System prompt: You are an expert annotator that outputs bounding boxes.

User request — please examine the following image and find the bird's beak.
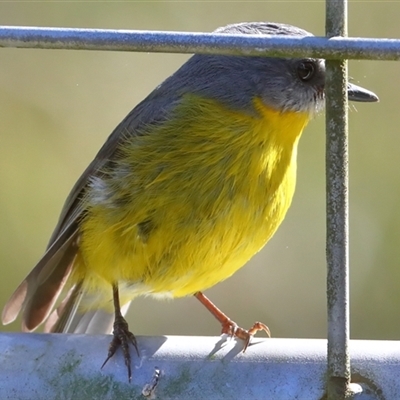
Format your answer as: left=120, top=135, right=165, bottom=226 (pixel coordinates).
left=347, top=82, right=379, bottom=102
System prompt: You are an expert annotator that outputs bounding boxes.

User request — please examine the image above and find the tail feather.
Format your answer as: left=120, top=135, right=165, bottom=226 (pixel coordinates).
left=45, top=283, right=131, bottom=334
left=2, top=227, right=79, bottom=331
left=3, top=223, right=130, bottom=335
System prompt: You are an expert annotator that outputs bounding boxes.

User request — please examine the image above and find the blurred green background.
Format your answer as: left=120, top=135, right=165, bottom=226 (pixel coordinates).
left=1, top=1, right=399, bottom=341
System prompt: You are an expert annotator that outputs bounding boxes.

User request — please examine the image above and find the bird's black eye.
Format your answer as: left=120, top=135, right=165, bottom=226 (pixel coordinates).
left=297, top=61, right=316, bottom=81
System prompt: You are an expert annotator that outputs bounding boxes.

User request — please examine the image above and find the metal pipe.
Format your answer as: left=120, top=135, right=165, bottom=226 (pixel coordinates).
left=0, top=334, right=395, bottom=399
left=325, top=1, right=358, bottom=399
left=0, top=25, right=400, bottom=60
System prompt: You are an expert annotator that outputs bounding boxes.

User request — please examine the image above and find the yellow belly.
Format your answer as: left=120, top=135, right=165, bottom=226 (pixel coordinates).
left=74, top=96, right=309, bottom=307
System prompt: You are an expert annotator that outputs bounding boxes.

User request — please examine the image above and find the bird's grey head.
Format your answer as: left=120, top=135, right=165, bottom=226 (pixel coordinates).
left=160, top=22, right=326, bottom=116
left=147, top=22, right=377, bottom=122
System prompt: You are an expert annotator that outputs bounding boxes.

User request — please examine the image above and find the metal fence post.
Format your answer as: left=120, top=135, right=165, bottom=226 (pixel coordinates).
left=325, top=0, right=362, bottom=398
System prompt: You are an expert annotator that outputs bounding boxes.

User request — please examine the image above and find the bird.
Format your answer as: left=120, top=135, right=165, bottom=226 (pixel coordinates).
left=2, top=21, right=378, bottom=381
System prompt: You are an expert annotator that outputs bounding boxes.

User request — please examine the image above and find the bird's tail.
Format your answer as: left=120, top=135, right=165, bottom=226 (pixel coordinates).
left=2, top=223, right=130, bottom=335
left=45, top=283, right=131, bottom=334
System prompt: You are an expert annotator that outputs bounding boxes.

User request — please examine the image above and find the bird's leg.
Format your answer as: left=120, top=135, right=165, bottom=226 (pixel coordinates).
left=194, top=291, right=271, bottom=351
left=101, top=283, right=139, bottom=382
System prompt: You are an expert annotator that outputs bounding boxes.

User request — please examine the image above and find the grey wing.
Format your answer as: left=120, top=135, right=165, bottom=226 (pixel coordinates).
left=1, top=121, right=123, bottom=332
left=2, top=91, right=176, bottom=333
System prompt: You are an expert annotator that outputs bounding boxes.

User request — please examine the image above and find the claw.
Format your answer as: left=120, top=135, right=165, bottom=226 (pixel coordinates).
left=221, top=319, right=271, bottom=351
left=102, top=284, right=140, bottom=382
left=195, top=292, right=271, bottom=351
left=101, top=314, right=139, bottom=382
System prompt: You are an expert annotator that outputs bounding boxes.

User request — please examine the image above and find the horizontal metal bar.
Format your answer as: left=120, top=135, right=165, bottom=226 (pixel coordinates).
left=0, top=333, right=398, bottom=399
left=0, top=25, right=400, bottom=60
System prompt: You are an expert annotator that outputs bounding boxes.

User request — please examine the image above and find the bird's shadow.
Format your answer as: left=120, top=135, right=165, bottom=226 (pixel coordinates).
left=207, top=335, right=267, bottom=361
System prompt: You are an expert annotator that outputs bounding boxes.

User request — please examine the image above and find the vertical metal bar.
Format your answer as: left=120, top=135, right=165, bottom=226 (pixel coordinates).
left=325, top=0, right=355, bottom=399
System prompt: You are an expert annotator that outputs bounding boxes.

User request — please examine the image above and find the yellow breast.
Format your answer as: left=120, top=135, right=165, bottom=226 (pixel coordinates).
left=75, top=95, right=310, bottom=307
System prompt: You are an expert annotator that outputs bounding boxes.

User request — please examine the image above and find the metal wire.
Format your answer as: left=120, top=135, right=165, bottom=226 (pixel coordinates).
left=325, top=1, right=352, bottom=398
left=0, top=25, right=400, bottom=60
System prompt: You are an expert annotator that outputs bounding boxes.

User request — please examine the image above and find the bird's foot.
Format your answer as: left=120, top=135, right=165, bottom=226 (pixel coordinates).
left=221, top=319, right=271, bottom=351
left=101, top=315, right=139, bottom=382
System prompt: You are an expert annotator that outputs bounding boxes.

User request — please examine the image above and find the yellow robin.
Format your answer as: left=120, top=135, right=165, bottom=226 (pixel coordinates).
left=2, top=22, right=378, bottom=381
